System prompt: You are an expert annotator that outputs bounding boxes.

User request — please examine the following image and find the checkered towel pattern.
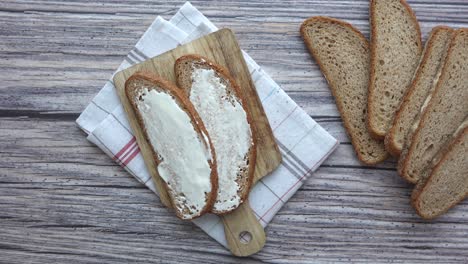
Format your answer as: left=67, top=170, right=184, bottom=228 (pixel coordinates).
left=76, top=2, right=338, bottom=248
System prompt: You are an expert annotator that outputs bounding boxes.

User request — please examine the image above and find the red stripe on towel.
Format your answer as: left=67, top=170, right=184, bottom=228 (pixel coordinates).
left=113, top=137, right=137, bottom=162
left=119, top=142, right=138, bottom=165
left=122, top=147, right=141, bottom=167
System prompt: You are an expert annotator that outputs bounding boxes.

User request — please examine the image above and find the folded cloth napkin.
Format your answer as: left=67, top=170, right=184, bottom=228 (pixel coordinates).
left=76, top=2, right=338, bottom=248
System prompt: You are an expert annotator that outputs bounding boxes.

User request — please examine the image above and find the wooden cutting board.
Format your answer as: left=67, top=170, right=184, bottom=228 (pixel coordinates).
left=113, top=28, right=282, bottom=256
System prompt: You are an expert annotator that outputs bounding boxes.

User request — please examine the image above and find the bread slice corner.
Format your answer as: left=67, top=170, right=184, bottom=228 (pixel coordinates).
left=174, top=54, right=257, bottom=215
left=301, top=16, right=388, bottom=165
left=125, top=72, right=218, bottom=220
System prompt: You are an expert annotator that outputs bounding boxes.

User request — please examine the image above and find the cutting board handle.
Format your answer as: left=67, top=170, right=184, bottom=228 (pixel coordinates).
left=221, top=201, right=265, bottom=257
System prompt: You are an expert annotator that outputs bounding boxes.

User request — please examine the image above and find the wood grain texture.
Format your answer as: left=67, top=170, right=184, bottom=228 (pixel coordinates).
left=1, top=0, right=467, bottom=263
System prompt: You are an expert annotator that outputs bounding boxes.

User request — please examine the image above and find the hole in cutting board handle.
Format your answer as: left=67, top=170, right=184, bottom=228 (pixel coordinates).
left=239, top=231, right=252, bottom=244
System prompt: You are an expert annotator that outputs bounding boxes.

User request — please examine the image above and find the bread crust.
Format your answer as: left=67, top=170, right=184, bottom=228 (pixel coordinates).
left=385, top=26, right=453, bottom=157
left=412, top=127, right=468, bottom=219
left=367, top=0, right=423, bottom=140
left=383, top=132, right=402, bottom=157
left=300, top=16, right=388, bottom=165
left=398, top=29, right=465, bottom=184
left=174, top=54, right=257, bottom=215
left=125, top=72, right=218, bottom=220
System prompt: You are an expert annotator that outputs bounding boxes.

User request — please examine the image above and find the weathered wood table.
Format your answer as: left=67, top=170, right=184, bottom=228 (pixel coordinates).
left=1, top=1, right=467, bottom=263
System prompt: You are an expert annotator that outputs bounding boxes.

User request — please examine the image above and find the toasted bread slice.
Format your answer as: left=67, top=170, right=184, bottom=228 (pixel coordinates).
left=385, top=26, right=454, bottom=156
left=174, top=55, right=257, bottom=214
left=367, top=0, right=423, bottom=140
left=301, top=17, right=388, bottom=165
left=412, top=125, right=468, bottom=219
left=125, top=72, right=218, bottom=220
left=398, top=29, right=468, bottom=184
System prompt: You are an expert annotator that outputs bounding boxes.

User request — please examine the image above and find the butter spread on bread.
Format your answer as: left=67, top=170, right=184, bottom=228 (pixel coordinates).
left=175, top=55, right=256, bottom=214
left=125, top=72, right=218, bottom=220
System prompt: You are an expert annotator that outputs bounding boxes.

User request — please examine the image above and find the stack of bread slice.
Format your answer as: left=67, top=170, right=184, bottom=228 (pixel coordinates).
left=301, top=0, right=467, bottom=219
left=125, top=55, right=257, bottom=220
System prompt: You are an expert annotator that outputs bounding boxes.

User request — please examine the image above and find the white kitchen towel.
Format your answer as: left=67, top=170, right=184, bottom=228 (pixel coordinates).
left=76, top=2, right=338, bottom=248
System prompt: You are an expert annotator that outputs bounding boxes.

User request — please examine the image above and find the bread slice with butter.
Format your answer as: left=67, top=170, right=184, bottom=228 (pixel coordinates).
left=385, top=26, right=454, bottom=157
left=367, top=0, right=423, bottom=140
left=412, top=125, right=468, bottom=219
left=300, top=17, right=388, bottom=165
left=125, top=72, right=218, bottom=220
left=398, top=29, right=468, bottom=184
left=174, top=54, right=257, bottom=215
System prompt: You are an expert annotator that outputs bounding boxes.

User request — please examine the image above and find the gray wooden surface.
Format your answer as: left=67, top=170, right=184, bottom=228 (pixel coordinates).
left=1, top=0, right=467, bottom=263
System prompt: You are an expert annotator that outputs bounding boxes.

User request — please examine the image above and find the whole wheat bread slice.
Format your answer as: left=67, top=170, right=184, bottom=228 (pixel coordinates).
left=301, top=17, right=388, bottom=165
left=174, top=55, right=257, bottom=215
left=367, top=0, right=423, bottom=140
left=398, top=29, right=468, bottom=184
left=411, top=119, right=468, bottom=200
left=412, top=126, right=468, bottom=219
left=385, top=26, right=454, bottom=156
left=125, top=72, right=218, bottom=220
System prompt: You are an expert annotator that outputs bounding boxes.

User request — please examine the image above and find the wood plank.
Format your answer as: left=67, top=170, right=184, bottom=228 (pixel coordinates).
left=1, top=0, right=468, bottom=262
left=1, top=0, right=467, bottom=113
left=1, top=117, right=467, bottom=263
